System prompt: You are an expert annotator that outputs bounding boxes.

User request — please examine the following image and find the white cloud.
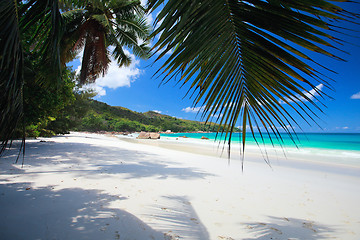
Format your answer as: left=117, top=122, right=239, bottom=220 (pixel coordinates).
left=81, top=84, right=106, bottom=97
left=306, top=83, right=324, bottom=99
left=336, top=126, right=350, bottom=130
left=152, top=110, right=162, bottom=114
left=182, top=103, right=236, bottom=117
left=351, top=91, right=360, bottom=99
left=277, top=125, right=295, bottom=131
left=80, top=49, right=142, bottom=97
left=237, top=125, right=251, bottom=130
left=211, top=113, right=223, bottom=118
left=182, top=102, right=237, bottom=113
left=279, top=83, right=324, bottom=104
left=182, top=106, right=205, bottom=113
left=97, top=60, right=140, bottom=89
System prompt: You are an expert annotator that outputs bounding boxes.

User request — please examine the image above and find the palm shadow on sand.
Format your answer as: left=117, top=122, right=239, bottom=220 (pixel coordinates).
left=0, top=183, right=174, bottom=240
left=1, top=138, right=215, bottom=180
left=242, top=216, right=336, bottom=240
left=0, top=136, right=215, bottom=239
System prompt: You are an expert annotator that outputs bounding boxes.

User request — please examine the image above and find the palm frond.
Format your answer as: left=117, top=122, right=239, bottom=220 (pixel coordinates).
left=79, top=19, right=111, bottom=84
left=21, top=0, right=64, bottom=84
left=148, top=0, right=359, bottom=164
left=61, top=9, right=87, bottom=64
left=110, top=0, right=145, bottom=17
left=1, top=0, right=64, bottom=156
left=0, top=0, right=24, bottom=156
left=111, top=0, right=151, bottom=59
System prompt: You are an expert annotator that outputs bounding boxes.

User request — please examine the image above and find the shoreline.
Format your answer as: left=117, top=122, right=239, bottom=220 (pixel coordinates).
left=1, top=132, right=359, bottom=239
left=117, top=133, right=360, bottom=177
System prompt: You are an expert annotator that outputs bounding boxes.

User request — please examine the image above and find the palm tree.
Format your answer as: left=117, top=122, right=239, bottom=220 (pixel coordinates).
left=0, top=0, right=150, bottom=156
left=147, top=0, right=359, bottom=164
left=60, top=0, right=151, bottom=84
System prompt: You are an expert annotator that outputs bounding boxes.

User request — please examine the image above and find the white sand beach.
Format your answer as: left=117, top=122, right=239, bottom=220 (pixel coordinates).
left=0, top=132, right=359, bottom=240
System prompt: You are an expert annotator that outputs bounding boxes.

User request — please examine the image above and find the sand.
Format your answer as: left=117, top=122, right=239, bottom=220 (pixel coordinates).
left=0, top=132, right=359, bottom=239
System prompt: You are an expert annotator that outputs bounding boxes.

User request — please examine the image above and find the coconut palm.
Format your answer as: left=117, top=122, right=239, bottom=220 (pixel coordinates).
left=148, top=0, right=359, bottom=163
left=60, top=0, right=151, bottom=84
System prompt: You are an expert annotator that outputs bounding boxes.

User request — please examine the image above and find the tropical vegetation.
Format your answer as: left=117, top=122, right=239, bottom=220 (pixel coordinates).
left=1, top=0, right=359, bottom=159
left=68, top=99, right=238, bottom=133
left=9, top=85, right=235, bottom=136
left=1, top=0, right=150, bottom=154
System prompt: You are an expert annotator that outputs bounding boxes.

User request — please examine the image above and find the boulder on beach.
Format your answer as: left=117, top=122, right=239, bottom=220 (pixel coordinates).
left=137, top=132, right=160, bottom=139
left=149, top=133, right=160, bottom=139
left=201, top=136, right=209, bottom=140
left=137, top=132, right=150, bottom=139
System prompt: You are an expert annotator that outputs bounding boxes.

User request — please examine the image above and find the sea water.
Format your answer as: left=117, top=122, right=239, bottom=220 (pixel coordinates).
left=164, top=132, right=360, bottom=151
left=162, top=132, right=360, bottom=168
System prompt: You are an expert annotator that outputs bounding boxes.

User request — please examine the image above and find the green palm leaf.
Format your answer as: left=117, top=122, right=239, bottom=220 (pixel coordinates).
left=1, top=0, right=64, bottom=157
left=148, top=0, right=359, bottom=165
left=0, top=0, right=24, bottom=155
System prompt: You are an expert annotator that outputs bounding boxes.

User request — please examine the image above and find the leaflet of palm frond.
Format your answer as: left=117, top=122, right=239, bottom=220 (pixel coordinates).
left=20, top=0, right=64, bottom=87
left=60, top=9, right=86, bottom=65
left=79, top=19, right=110, bottom=84
left=0, top=0, right=24, bottom=155
left=110, top=0, right=145, bottom=17
left=148, top=0, right=359, bottom=160
left=59, top=0, right=89, bottom=10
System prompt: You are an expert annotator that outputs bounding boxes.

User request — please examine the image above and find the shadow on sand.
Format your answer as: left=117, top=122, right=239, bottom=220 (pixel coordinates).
left=242, top=216, right=337, bottom=240
left=147, top=195, right=210, bottom=240
left=1, top=139, right=215, bottom=180
left=0, top=136, right=214, bottom=239
left=0, top=182, right=174, bottom=240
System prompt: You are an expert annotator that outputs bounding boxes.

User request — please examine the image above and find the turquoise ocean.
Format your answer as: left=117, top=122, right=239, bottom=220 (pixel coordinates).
left=162, top=132, right=360, bottom=152
left=161, top=132, right=360, bottom=168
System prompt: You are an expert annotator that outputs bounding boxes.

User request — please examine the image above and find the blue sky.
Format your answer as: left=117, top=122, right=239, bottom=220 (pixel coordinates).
left=69, top=1, right=360, bottom=133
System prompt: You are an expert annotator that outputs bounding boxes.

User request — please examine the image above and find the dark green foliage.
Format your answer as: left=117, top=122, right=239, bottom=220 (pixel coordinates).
left=0, top=0, right=59, bottom=150
left=46, top=90, right=95, bottom=134
left=21, top=67, right=76, bottom=138
left=73, top=100, right=233, bottom=133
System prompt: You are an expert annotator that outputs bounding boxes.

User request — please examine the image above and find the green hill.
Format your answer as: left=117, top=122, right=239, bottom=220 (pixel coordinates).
left=75, top=100, right=231, bottom=133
